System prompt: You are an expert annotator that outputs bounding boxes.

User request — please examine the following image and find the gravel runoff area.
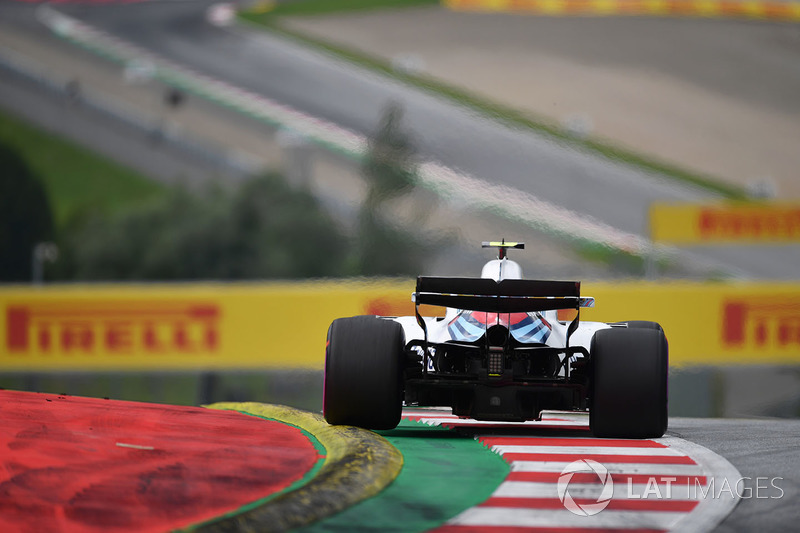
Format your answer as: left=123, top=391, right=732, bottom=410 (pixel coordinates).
left=282, top=7, right=800, bottom=198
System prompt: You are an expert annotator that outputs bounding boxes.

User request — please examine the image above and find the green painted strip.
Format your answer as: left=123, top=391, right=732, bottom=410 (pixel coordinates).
left=297, top=418, right=509, bottom=532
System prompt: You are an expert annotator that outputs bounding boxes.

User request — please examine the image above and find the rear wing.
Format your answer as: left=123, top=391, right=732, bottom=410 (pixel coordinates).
left=413, top=276, right=595, bottom=348
left=414, top=277, right=594, bottom=313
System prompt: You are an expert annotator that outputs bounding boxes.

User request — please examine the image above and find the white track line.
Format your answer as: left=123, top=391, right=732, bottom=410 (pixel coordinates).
left=658, top=436, right=742, bottom=533
left=449, top=508, right=685, bottom=529
left=490, top=445, right=683, bottom=456
left=511, top=461, right=706, bottom=475
left=418, top=418, right=589, bottom=428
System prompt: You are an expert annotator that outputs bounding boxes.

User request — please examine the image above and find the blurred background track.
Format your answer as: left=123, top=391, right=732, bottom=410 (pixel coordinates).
left=1, top=0, right=799, bottom=409
left=0, top=1, right=618, bottom=279
left=281, top=6, right=800, bottom=196
left=31, top=0, right=800, bottom=279
left=1, top=0, right=799, bottom=415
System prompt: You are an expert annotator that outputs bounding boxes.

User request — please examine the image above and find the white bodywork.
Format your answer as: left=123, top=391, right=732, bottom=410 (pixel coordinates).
left=392, top=257, right=610, bottom=372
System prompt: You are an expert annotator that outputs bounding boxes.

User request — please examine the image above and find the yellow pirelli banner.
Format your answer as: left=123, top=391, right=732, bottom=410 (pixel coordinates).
left=650, top=202, right=800, bottom=245
left=1, top=280, right=799, bottom=370
left=443, top=0, right=800, bottom=21
left=0, top=281, right=425, bottom=372
left=581, top=282, right=800, bottom=366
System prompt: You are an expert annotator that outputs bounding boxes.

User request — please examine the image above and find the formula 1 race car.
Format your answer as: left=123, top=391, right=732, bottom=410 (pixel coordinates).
left=323, top=241, right=668, bottom=439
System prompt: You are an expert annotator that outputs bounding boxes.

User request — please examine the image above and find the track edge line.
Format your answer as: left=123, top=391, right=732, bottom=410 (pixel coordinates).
left=658, top=435, right=742, bottom=533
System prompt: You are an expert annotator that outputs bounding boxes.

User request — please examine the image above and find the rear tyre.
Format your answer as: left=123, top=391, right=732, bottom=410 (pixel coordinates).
left=323, top=316, right=404, bottom=430
left=590, top=326, right=668, bottom=438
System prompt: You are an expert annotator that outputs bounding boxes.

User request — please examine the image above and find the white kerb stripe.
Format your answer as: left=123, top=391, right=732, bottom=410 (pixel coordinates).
left=491, top=445, right=682, bottom=456
left=494, top=481, right=704, bottom=500
left=421, top=419, right=588, bottom=427
left=511, top=461, right=705, bottom=476
left=449, top=507, right=685, bottom=529
left=403, top=412, right=458, bottom=418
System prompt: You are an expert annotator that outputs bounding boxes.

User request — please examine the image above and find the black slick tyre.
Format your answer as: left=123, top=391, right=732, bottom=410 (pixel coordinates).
left=590, top=326, right=668, bottom=439
left=323, top=315, right=404, bottom=430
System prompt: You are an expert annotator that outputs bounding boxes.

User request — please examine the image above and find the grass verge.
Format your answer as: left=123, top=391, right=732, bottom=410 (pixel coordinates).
left=0, top=107, right=165, bottom=229
left=241, top=8, right=747, bottom=201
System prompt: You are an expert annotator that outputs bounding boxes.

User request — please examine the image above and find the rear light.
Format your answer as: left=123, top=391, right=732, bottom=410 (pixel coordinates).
left=488, top=349, right=504, bottom=375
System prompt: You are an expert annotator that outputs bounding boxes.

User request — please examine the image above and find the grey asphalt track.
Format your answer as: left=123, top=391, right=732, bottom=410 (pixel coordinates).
left=668, top=417, right=800, bottom=533
left=44, top=0, right=800, bottom=280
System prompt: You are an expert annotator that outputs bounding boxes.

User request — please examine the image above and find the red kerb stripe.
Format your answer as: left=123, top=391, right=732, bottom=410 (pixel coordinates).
left=507, top=472, right=707, bottom=485
left=480, top=496, right=698, bottom=512
left=434, top=524, right=667, bottom=533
